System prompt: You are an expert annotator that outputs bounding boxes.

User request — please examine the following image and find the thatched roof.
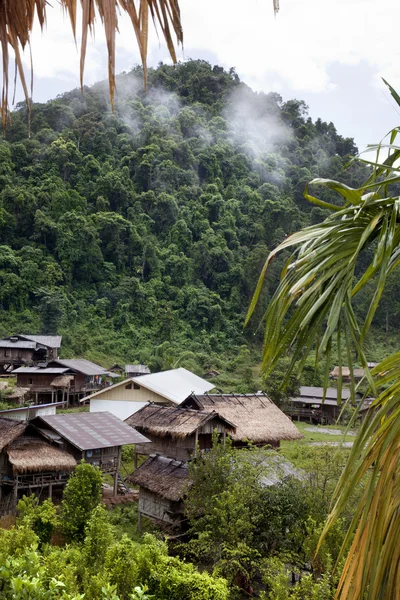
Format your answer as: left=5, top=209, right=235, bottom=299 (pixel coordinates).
left=181, top=393, right=303, bottom=444
left=0, top=418, right=26, bottom=452
left=6, top=387, right=30, bottom=400
left=126, top=404, right=235, bottom=439
left=330, top=366, right=365, bottom=379
left=50, top=375, right=74, bottom=388
left=128, top=455, right=191, bottom=502
left=7, top=436, right=77, bottom=474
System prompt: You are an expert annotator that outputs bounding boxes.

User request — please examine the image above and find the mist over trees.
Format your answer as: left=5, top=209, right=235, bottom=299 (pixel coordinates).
left=0, top=60, right=387, bottom=374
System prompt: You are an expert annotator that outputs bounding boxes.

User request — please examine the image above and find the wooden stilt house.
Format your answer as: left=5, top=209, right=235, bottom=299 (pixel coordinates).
left=31, top=411, right=150, bottom=495
left=0, top=418, right=76, bottom=515
left=125, top=404, right=235, bottom=462
left=128, top=454, right=190, bottom=530
left=181, top=393, right=303, bottom=448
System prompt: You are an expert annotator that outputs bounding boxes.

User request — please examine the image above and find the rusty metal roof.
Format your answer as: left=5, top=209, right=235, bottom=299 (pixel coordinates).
left=37, top=411, right=150, bottom=450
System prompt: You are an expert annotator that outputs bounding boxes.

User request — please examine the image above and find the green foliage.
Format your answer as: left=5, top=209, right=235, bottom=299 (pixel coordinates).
left=83, top=505, right=115, bottom=574
left=0, top=59, right=373, bottom=382
left=17, top=495, right=58, bottom=547
left=185, top=435, right=316, bottom=591
left=60, top=462, right=103, bottom=542
left=262, top=557, right=334, bottom=600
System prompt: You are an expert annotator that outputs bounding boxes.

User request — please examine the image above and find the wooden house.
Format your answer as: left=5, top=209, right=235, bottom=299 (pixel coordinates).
left=31, top=411, right=150, bottom=495
left=181, top=393, right=303, bottom=448
left=329, top=366, right=365, bottom=383
left=0, top=418, right=76, bottom=515
left=125, top=364, right=151, bottom=378
left=0, top=335, right=61, bottom=373
left=108, top=364, right=125, bottom=376
left=129, top=450, right=304, bottom=531
left=0, top=401, right=64, bottom=421
left=13, top=359, right=114, bottom=405
left=81, top=367, right=215, bottom=420
left=126, top=404, right=235, bottom=462
left=128, top=454, right=190, bottom=529
left=286, top=386, right=363, bottom=424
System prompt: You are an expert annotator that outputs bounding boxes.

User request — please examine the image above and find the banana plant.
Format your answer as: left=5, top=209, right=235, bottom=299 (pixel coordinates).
left=246, top=79, right=400, bottom=600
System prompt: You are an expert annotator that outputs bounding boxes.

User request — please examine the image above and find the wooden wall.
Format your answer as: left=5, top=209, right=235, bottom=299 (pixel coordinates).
left=0, top=348, right=34, bottom=363
left=91, top=382, right=175, bottom=404
left=138, top=488, right=183, bottom=525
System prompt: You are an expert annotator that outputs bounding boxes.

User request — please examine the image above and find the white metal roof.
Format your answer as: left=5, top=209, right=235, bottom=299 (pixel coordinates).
left=130, top=368, right=214, bottom=404
left=81, top=367, right=214, bottom=404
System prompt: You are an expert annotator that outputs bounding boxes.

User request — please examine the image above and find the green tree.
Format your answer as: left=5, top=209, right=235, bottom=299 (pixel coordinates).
left=17, top=495, right=58, bottom=547
left=60, top=462, right=103, bottom=542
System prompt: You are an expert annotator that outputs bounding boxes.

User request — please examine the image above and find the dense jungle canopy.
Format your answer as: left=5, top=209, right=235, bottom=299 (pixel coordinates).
left=0, top=60, right=394, bottom=375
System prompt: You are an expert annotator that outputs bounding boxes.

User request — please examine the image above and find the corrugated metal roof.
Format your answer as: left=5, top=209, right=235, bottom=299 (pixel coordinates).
left=299, top=386, right=351, bottom=400
left=0, top=339, right=37, bottom=349
left=80, top=368, right=214, bottom=405
left=53, top=359, right=109, bottom=376
left=125, top=364, right=151, bottom=374
left=291, top=396, right=339, bottom=407
left=131, top=368, right=214, bottom=404
left=20, top=335, right=62, bottom=348
left=12, top=367, right=70, bottom=374
left=37, top=411, right=150, bottom=450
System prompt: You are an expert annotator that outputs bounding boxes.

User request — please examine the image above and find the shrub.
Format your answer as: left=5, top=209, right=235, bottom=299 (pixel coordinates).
left=60, top=461, right=103, bottom=542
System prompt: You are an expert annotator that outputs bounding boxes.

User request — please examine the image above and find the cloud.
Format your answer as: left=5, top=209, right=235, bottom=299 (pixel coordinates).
left=21, top=0, right=400, bottom=98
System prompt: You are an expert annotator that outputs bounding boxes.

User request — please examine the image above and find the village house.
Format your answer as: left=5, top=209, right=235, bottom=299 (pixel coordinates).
left=30, top=411, right=150, bottom=495
left=126, top=404, right=235, bottom=462
left=286, top=386, right=363, bottom=424
left=125, top=364, right=151, bottom=378
left=13, top=358, right=114, bottom=405
left=0, top=418, right=76, bottom=515
left=0, top=335, right=61, bottom=374
left=81, top=367, right=215, bottom=420
left=108, top=364, right=125, bottom=376
left=180, top=393, right=303, bottom=448
left=329, top=366, right=365, bottom=383
left=129, top=450, right=304, bottom=530
left=128, top=454, right=190, bottom=530
left=0, top=401, right=64, bottom=421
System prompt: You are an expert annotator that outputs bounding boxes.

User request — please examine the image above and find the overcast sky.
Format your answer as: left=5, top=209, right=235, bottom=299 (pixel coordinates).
left=16, top=0, right=400, bottom=152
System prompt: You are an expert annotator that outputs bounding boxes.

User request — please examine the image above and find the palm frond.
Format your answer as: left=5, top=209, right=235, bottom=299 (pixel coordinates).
left=0, top=0, right=185, bottom=127
left=247, top=80, right=400, bottom=599
left=320, top=356, right=400, bottom=599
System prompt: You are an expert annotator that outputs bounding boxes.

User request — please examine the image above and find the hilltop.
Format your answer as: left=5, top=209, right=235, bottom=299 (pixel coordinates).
left=0, top=60, right=378, bottom=384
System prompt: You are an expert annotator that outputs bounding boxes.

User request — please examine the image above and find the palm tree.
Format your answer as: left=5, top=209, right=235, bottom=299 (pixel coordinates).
left=0, top=0, right=279, bottom=126
left=246, top=80, right=400, bottom=599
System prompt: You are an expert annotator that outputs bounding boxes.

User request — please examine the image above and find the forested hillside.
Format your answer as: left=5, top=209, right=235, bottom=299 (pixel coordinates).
left=0, top=60, right=386, bottom=376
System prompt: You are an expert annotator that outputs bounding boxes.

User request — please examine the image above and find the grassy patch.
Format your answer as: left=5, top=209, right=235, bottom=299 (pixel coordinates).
left=281, top=420, right=357, bottom=447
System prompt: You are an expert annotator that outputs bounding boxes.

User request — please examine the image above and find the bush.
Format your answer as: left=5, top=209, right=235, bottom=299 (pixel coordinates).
left=17, top=495, right=58, bottom=547
left=60, top=461, right=103, bottom=542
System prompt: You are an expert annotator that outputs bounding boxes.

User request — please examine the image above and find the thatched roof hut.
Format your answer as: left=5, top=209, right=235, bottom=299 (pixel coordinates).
left=50, top=375, right=74, bottom=388
left=126, top=404, right=235, bottom=438
left=128, top=454, right=191, bottom=502
left=330, top=366, right=365, bottom=380
left=0, top=418, right=26, bottom=452
left=181, top=393, right=303, bottom=445
left=7, top=436, right=77, bottom=474
left=6, top=387, right=30, bottom=403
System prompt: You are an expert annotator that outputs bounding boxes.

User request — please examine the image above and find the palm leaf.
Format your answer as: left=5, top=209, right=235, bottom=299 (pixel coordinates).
left=247, top=99, right=400, bottom=598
